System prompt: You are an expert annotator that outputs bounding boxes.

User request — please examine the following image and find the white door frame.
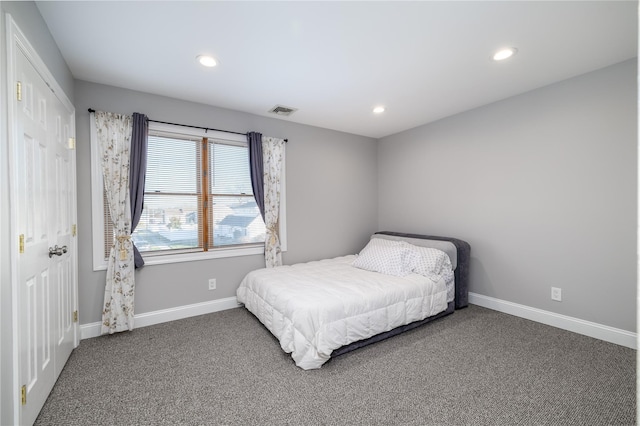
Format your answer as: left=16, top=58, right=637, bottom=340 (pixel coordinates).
left=5, top=14, right=78, bottom=425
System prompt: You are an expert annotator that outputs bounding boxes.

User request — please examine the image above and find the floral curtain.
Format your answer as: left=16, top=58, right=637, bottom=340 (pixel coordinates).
left=95, top=111, right=135, bottom=334
left=262, top=136, right=285, bottom=268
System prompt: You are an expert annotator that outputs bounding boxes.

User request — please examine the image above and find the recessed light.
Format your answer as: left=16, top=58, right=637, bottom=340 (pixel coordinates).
left=493, top=47, right=518, bottom=61
left=196, top=55, right=217, bottom=67
left=373, top=106, right=385, bottom=114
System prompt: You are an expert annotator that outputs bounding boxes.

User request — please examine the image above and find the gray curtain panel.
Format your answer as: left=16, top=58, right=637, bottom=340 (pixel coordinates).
left=130, top=112, right=148, bottom=268
left=247, top=131, right=265, bottom=220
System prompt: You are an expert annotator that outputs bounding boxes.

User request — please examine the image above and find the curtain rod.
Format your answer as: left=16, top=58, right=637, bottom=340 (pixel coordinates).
left=88, top=108, right=287, bottom=142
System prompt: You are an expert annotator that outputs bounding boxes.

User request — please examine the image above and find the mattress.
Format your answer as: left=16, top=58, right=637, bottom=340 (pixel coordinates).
left=236, top=255, right=449, bottom=370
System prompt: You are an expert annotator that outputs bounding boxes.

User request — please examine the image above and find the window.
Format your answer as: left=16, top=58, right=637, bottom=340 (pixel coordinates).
left=91, top=120, right=286, bottom=271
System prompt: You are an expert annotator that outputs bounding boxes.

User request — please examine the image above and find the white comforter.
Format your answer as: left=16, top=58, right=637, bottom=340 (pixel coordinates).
left=236, top=255, right=448, bottom=370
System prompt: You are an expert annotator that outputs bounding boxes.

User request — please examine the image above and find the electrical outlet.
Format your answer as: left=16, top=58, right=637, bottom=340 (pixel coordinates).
left=208, top=278, right=217, bottom=290
left=551, top=287, right=562, bottom=302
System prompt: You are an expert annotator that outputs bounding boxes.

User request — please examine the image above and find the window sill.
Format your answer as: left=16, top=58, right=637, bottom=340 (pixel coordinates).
left=92, top=245, right=265, bottom=271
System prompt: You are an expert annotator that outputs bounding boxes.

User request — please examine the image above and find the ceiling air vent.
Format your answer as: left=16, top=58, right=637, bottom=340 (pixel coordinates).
left=268, top=105, right=298, bottom=116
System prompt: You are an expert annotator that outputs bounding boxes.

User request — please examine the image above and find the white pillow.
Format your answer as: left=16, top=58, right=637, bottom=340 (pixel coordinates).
left=409, top=245, right=453, bottom=281
left=352, top=238, right=415, bottom=277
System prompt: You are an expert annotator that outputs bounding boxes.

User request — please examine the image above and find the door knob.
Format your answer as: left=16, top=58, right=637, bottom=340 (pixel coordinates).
left=48, top=245, right=68, bottom=258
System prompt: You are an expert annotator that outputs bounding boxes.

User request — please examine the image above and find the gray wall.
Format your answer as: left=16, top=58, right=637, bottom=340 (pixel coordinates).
left=0, top=2, right=75, bottom=425
left=74, top=80, right=379, bottom=324
left=378, top=59, right=637, bottom=332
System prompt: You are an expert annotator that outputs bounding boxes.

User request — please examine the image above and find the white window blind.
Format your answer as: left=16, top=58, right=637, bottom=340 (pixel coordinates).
left=210, top=141, right=265, bottom=248
left=131, top=131, right=203, bottom=253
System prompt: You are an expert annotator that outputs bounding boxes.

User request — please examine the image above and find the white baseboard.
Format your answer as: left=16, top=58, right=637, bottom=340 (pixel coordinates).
left=469, top=292, right=637, bottom=350
left=81, top=293, right=637, bottom=350
left=80, top=297, right=240, bottom=340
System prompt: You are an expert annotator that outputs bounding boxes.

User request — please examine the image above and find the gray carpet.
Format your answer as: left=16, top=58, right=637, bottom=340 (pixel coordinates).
left=35, top=305, right=635, bottom=425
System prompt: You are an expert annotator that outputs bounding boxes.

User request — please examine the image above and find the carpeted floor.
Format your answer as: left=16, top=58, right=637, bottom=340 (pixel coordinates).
left=35, top=305, right=636, bottom=425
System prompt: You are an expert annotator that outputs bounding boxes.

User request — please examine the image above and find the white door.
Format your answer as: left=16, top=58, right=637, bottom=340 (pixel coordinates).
left=9, top=21, right=78, bottom=426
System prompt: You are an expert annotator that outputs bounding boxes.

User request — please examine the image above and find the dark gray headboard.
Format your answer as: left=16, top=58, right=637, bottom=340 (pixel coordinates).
left=375, top=231, right=470, bottom=309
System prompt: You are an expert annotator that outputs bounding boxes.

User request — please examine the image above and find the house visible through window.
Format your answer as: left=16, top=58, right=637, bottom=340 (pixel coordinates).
left=103, top=126, right=266, bottom=258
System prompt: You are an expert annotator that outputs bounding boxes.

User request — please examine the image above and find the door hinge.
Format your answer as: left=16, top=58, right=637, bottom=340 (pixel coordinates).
left=19, top=234, right=24, bottom=254
left=20, top=385, right=26, bottom=405
left=16, top=81, right=22, bottom=101
left=73, top=310, right=78, bottom=323
left=72, top=224, right=77, bottom=237
left=67, top=138, right=76, bottom=150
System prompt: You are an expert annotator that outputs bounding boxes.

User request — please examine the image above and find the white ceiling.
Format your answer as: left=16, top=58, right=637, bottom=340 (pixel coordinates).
left=36, top=1, right=637, bottom=139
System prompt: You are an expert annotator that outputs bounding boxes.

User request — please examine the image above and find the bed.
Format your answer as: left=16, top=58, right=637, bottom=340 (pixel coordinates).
left=236, top=231, right=470, bottom=369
